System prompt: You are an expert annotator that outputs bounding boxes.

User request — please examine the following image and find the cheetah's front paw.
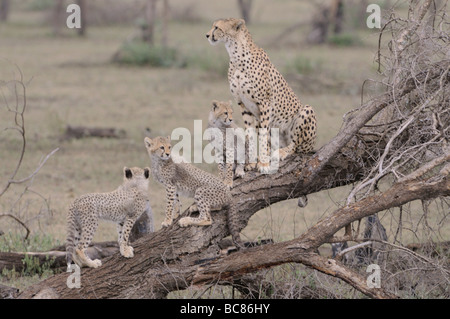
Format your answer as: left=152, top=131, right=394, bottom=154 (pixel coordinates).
left=178, top=217, right=192, bottom=227
left=120, top=245, right=134, bottom=258
left=245, top=162, right=257, bottom=172
left=235, top=166, right=245, bottom=178
left=276, top=148, right=290, bottom=161
left=86, top=258, right=102, bottom=268
left=161, top=219, right=173, bottom=227
left=225, top=180, right=233, bottom=189
left=257, top=161, right=271, bottom=174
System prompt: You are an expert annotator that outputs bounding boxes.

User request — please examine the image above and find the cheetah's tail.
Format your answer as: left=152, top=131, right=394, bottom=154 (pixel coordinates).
left=227, top=201, right=244, bottom=249
left=65, top=206, right=78, bottom=269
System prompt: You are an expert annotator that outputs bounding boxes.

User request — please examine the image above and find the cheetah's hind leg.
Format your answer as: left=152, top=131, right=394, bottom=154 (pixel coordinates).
left=118, top=217, right=137, bottom=258
left=179, top=192, right=212, bottom=227
left=173, top=193, right=181, bottom=219
left=74, top=220, right=102, bottom=268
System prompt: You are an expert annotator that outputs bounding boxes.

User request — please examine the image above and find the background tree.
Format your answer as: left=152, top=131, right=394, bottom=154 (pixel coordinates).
left=142, top=0, right=169, bottom=47
left=307, top=0, right=344, bottom=44
left=0, top=0, right=10, bottom=22
left=237, top=0, right=253, bottom=25
left=52, top=0, right=64, bottom=36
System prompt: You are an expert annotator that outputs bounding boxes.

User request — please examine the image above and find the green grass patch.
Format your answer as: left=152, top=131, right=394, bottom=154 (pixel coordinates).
left=286, top=55, right=323, bottom=75
left=328, top=33, right=363, bottom=47
left=0, top=232, right=60, bottom=253
left=113, top=42, right=179, bottom=67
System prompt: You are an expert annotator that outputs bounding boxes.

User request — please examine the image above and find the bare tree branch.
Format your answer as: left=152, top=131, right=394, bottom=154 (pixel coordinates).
left=0, top=214, right=30, bottom=239
left=0, top=67, right=58, bottom=240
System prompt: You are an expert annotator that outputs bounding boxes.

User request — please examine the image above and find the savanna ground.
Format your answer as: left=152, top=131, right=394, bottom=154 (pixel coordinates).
left=0, top=0, right=447, bottom=298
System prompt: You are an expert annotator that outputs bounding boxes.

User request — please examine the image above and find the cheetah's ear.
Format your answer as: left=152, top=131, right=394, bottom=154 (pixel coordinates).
left=144, top=137, right=153, bottom=148
left=234, top=19, right=245, bottom=31
left=144, top=167, right=150, bottom=179
left=166, top=135, right=171, bottom=143
left=124, top=167, right=133, bottom=179
left=212, top=100, right=219, bottom=111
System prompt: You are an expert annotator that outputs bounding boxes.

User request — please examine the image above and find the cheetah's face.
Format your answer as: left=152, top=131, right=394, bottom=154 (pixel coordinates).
left=144, top=136, right=172, bottom=161
left=210, top=100, right=233, bottom=126
left=206, top=18, right=245, bottom=45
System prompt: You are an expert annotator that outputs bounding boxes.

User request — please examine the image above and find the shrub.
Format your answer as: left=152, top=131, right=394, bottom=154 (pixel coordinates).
left=0, top=232, right=59, bottom=253
left=328, top=33, right=362, bottom=47
left=286, top=55, right=323, bottom=75
left=113, top=42, right=179, bottom=67
left=184, top=51, right=229, bottom=76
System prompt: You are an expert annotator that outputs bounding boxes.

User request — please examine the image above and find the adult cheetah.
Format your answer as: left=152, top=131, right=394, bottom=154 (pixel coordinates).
left=206, top=18, right=317, bottom=173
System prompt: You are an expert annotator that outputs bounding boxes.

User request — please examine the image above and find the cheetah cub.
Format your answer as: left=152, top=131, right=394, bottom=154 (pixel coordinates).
left=206, top=18, right=317, bottom=173
left=144, top=136, right=243, bottom=248
left=207, top=100, right=246, bottom=188
left=66, top=167, right=150, bottom=269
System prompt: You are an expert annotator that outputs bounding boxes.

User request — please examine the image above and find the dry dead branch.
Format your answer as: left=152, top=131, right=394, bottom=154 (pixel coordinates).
left=1, top=66, right=58, bottom=240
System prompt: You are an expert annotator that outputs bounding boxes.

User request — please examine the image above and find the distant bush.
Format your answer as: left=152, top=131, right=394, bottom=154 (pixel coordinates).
left=28, top=0, right=54, bottom=11
left=113, top=42, right=179, bottom=67
left=184, top=50, right=229, bottom=76
left=286, top=55, right=323, bottom=75
left=328, top=33, right=362, bottom=47
left=113, top=41, right=230, bottom=76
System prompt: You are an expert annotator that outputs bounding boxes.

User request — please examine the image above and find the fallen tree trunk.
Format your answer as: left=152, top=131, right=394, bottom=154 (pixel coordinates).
left=0, top=251, right=67, bottom=273
left=0, top=242, right=119, bottom=273
left=62, top=125, right=126, bottom=140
